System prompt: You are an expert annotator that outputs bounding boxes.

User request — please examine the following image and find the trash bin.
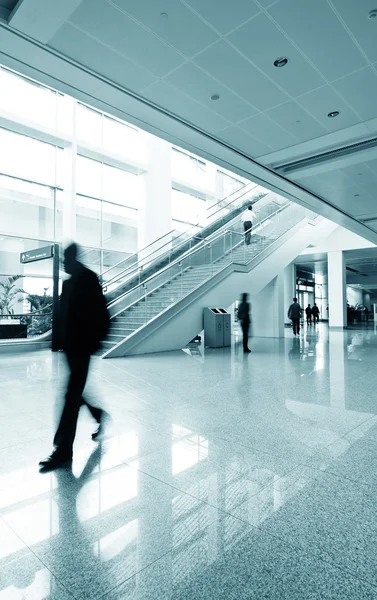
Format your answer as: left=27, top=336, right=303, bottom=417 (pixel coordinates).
left=203, top=308, right=231, bottom=347
left=219, top=308, right=231, bottom=347
left=204, top=308, right=224, bottom=348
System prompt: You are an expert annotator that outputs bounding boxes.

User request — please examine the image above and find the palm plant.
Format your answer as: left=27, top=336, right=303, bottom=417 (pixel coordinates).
left=24, top=289, right=53, bottom=336
left=0, top=275, right=25, bottom=316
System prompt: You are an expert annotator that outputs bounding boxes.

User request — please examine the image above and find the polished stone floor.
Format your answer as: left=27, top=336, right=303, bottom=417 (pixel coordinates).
left=2, top=324, right=377, bottom=598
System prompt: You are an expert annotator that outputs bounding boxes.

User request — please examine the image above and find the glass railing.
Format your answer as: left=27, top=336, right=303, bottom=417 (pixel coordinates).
left=101, top=181, right=266, bottom=295
left=107, top=203, right=311, bottom=332
left=0, top=303, right=52, bottom=340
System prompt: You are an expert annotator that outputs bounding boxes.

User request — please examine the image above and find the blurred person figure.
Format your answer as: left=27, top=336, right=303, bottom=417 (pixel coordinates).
left=241, top=205, right=257, bottom=246
left=237, top=293, right=251, bottom=353
left=312, top=303, right=320, bottom=324
left=305, top=304, right=312, bottom=326
left=39, top=243, right=110, bottom=471
left=288, top=297, right=302, bottom=336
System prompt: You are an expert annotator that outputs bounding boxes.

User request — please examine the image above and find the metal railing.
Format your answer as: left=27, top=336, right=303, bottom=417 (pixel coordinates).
left=101, top=181, right=265, bottom=293
left=107, top=202, right=310, bottom=335
left=0, top=305, right=52, bottom=340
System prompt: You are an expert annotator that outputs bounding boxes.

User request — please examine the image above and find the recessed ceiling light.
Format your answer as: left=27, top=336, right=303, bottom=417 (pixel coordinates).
left=273, top=57, right=288, bottom=68
left=160, top=12, right=168, bottom=19
left=328, top=111, right=340, bottom=118
left=210, top=93, right=220, bottom=101
left=368, top=9, right=377, bottom=19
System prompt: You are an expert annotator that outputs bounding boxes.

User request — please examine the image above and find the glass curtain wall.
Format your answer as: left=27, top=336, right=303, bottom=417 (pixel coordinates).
left=75, top=155, right=139, bottom=273
left=0, top=62, right=254, bottom=328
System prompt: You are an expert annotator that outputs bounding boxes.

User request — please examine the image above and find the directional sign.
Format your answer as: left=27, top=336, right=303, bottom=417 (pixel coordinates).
left=20, top=245, right=54, bottom=264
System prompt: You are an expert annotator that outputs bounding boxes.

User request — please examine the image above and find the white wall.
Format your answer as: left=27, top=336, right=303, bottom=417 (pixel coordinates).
left=347, top=286, right=363, bottom=307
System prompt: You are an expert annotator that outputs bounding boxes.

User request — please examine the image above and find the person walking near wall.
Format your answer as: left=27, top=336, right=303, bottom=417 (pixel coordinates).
left=312, top=303, right=320, bottom=324
left=288, top=297, right=302, bottom=336
left=305, top=304, right=312, bottom=326
left=241, top=205, right=257, bottom=246
left=238, top=293, right=251, bottom=353
left=39, top=243, right=110, bottom=471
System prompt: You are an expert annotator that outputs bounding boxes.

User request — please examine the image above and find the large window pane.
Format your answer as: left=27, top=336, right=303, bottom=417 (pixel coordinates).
left=0, top=67, right=57, bottom=129
left=102, top=164, right=140, bottom=208
left=0, top=174, right=55, bottom=239
left=0, top=128, right=56, bottom=186
left=217, top=170, right=245, bottom=199
left=172, top=189, right=206, bottom=225
left=102, top=201, right=138, bottom=253
left=103, top=116, right=139, bottom=159
left=171, top=149, right=207, bottom=188
left=76, top=195, right=101, bottom=248
left=76, top=104, right=102, bottom=147
left=76, top=156, right=102, bottom=198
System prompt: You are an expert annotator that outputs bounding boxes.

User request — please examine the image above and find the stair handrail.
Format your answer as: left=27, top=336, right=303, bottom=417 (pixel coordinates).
left=101, top=181, right=263, bottom=286
left=108, top=200, right=294, bottom=308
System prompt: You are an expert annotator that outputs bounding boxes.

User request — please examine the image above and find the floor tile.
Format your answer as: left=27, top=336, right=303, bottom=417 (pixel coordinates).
left=102, top=532, right=377, bottom=600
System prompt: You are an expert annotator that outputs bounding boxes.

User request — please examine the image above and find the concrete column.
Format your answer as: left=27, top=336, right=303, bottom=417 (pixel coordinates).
left=138, top=132, right=172, bottom=261
left=284, top=263, right=296, bottom=325
left=61, top=98, right=77, bottom=244
left=328, top=251, right=347, bottom=328
left=250, top=274, right=285, bottom=338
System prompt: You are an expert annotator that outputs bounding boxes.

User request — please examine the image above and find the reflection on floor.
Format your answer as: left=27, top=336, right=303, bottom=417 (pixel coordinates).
left=1, top=324, right=377, bottom=598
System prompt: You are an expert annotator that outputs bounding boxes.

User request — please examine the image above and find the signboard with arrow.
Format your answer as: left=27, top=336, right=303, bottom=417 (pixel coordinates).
left=20, top=245, right=54, bottom=264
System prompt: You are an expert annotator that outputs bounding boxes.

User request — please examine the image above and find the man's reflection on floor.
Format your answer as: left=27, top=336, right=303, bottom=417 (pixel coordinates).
left=49, top=445, right=112, bottom=598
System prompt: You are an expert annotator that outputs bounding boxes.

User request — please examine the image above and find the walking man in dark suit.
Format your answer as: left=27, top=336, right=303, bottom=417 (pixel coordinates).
left=238, top=292, right=251, bottom=353
left=40, top=243, right=110, bottom=471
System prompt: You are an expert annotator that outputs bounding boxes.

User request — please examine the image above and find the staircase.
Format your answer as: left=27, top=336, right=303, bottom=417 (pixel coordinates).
left=100, top=202, right=309, bottom=358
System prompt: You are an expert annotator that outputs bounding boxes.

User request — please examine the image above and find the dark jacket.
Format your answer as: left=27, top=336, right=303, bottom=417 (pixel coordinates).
left=312, top=305, right=319, bottom=316
left=59, top=264, right=109, bottom=355
left=237, top=301, right=250, bottom=324
left=288, top=302, right=302, bottom=320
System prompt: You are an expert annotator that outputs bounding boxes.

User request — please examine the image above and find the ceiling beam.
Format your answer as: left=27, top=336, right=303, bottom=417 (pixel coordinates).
left=9, top=0, right=83, bottom=44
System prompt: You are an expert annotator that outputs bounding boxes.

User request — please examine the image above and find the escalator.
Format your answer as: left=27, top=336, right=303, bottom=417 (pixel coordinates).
left=101, top=201, right=328, bottom=358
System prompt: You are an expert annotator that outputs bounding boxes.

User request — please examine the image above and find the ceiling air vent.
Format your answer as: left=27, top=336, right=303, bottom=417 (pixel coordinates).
left=275, top=136, right=377, bottom=174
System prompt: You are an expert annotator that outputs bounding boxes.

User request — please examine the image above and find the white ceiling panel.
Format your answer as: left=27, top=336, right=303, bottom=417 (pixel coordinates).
left=183, top=0, right=260, bottom=35
left=241, top=113, right=299, bottom=151
left=359, top=181, right=377, bottom=200
left=330, top=0, right=377, bottom=64
left=193, top=40, right=288, bottom=110
left=266, top=101, right=327, bottom=143
left=298, top=176, right=334, bottom=197
left=164, top=62, right=256, bottom=123
left=314, top=169, right=353, bottom=190
left=296, top=85, right=361, bottom=132
left=365, top=159, right=377, bottom=177
left=333, top=68, right=377, bottom=122
left=340, top=164, right=377, bottom=185
left=327, top=188, right=374, bottom=217
left=268, top=0, right=367, bottom=81
left=111, top=0, right=219, bottom=57
left=228, top=12, right=325, bottom=97
left=69, top=0, right=184, bottom=77
left=219, top=126, right=273, bottom=157
left=143, top=81, right=230, bottom=133
left=49, top=23, right=157, bottom=92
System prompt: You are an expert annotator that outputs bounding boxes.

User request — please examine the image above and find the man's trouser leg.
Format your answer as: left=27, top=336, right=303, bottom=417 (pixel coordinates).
left=53, top=353, right=90, bottom=457
left=244, top=221, right=252, bottom=245
left=242, top=322, right=249, bottom=350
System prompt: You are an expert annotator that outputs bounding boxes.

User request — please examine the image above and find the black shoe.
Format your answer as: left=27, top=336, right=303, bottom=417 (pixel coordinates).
left=244, top=348, right=251, bottom=353
left=92, top=410, right=110, bottom=441
left=39, top=450, right=72, bottom=472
